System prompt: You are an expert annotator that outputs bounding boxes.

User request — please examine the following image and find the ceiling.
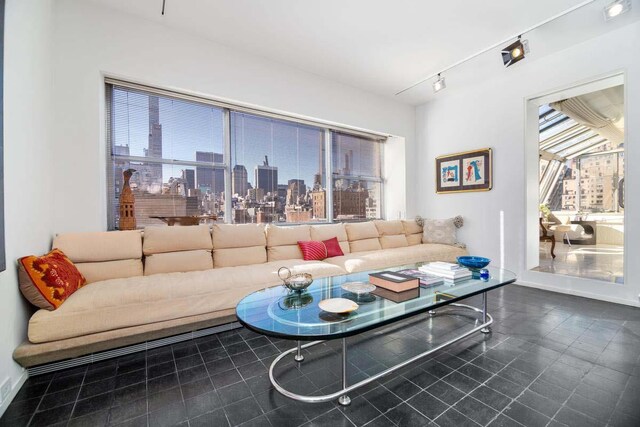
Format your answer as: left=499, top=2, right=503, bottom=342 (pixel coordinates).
left=89, top=0, right=638, bottom=104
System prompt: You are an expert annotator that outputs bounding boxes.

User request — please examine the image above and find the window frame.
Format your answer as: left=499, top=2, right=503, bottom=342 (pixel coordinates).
left=106, top=80, right=386, bottom=229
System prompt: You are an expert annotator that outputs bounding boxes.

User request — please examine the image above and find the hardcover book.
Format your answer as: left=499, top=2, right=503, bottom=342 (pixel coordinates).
left=371, top=287, right=420, bottom=303
left=369, top=271, right=419, bottom=292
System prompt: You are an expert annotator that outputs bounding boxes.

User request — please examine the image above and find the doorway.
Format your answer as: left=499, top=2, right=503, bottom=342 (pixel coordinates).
left=531, top=78, right=625, bottom=283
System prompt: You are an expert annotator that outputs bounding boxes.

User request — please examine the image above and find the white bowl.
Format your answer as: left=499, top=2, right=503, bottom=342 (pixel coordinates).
left=318, top=298, right=359, bottom=314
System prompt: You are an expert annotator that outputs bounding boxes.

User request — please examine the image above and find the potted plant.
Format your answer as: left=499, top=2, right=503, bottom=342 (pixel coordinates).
left=539, top=204, right=551, bottom=221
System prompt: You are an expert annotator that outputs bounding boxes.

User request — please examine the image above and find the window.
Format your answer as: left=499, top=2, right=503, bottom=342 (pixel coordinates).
left=332, top=133, right=383, bottom=220
left=107, top=85, right=225, bottom=229
left=106, top=82, right=385, bottom=228
left=230, top=112, right=326, bottom=224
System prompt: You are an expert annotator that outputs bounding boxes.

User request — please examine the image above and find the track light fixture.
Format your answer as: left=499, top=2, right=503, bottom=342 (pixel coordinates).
left=501, top=36, right=529, bottom=67
left=432, top=74, right=446, bottom=93
left=604, top=0, right=631, bottom=20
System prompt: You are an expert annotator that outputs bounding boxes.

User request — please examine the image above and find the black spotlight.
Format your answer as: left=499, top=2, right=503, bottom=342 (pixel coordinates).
left=501, top=36, right=529, bottom=67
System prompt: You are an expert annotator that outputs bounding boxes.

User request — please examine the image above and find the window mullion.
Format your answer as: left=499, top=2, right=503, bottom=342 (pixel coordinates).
left=325, top=129, right=333, bottom=223
left=223, top=109, right=232, bottom=223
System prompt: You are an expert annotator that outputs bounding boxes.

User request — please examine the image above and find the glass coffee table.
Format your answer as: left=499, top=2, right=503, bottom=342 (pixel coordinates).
left=236, top=264, right=516, bottom=406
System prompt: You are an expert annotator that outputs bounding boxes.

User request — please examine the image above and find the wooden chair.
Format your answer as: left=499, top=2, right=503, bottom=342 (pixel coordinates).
left=539, top=218, right=556, bottom=259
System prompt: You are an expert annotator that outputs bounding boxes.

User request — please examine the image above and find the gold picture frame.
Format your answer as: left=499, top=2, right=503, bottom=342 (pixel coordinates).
left=436, top=148, right=492, bottom=194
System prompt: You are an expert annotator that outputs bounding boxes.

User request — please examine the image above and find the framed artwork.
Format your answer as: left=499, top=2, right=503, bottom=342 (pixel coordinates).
left=436, top=148, right=492, bottom=194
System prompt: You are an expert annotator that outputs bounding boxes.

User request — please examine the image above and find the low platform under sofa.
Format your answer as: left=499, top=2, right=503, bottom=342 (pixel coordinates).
left=14, top=219, right=467, bottom=368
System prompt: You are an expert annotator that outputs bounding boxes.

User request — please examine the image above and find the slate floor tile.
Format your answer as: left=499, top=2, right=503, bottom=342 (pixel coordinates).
left=386, top=402, right=431, bottom=426
left=223, top=396, right=263, bottom=426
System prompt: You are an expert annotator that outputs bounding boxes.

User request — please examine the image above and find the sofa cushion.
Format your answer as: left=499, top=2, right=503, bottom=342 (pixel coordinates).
left=310, top=223, right=350, bottom=254
left=212, top=224, right=267, bottom=268
left=323, top=237, right=344, bottom=258
left=324, top=244, right=468, bottom=274
left=297, top=241, right=327, bottom=261
left=345, top=222, right=379, bottom=241
left=406, top=234, right=423, bottom=246
left=212, top=224, right=266, bottom=249
left=27, top=260, right=346, bottom=343
left=374, top=220, right=405, bottom=236
left=53, top=230, right=142, bottom=263
left=214, top=246, right=267, bottom=268
left=266, top=225, right=310, bottom=261
left=422, top=218, right=458, bottom=245
left=143, top=225, right=212, bottom=255
left=380, top=235, right=409, bottom=249
left=144, top=250, right=214, bottom=276
left=18, top=249, right=86, bottom=310
left=350, top=238, right=382, bottom=253
left=76, top=259, right=143, bottom=283
left=402, top=220, right=423, bottom=235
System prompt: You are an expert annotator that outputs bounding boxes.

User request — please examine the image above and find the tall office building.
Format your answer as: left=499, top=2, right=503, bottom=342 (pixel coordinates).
left=196, top=151, right=225, bottom=194
left=254, top=155, right=278, bottom=196
left=138, top=96, right=163, bottom=192
left=182, top=169, right=195, bottom=191
left=286, top=179, right=306, bottom=205
left=232, top=164, right=248, bottom=196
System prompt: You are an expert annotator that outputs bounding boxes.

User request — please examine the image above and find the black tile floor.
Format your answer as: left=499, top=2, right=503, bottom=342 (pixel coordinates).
left=2, top=285, right=640, bottom=427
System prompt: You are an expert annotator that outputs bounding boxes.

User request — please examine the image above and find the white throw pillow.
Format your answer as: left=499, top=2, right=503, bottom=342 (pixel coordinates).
left=421, top=216, right=463, bottom=245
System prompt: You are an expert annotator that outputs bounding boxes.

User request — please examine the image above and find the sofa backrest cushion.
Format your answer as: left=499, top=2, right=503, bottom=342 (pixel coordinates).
left=144, top=250, right=214, bottom=276
left=374, top=220, right=409, bottom=249
left=310, top=223, right=350, bottom=254
left=266, top=224, right=310, bottom=261
left=143, top=225, right=212, bottom=255
left=77, top=260, right=143, bottom=284
left=373, top=220, right=404, bottom=236
left=53, top=230, right=144, bottom=283
left=53, top=230, right=142, bottom=262
left=345, top=222, right=381, bottom=253
left=403, top=220, right=423, bottom=246
left=212, top=224, right=267, bottom=267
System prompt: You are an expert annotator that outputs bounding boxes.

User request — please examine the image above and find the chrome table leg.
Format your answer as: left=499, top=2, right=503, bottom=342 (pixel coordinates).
left=268, top=304, right=493, bottom=405
left=338, top=338, right=351, bottom=406
left=294, top=340, right=304, bottom=362
left=481, top=292, right=491, bottom=334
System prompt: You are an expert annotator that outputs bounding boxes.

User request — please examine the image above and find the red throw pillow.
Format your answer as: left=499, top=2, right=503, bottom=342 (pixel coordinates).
left=18, top=249, right=86, bottom=310
left=297, top=241, right=327, bottom=261
left=323, top=237, right=344, bottom=258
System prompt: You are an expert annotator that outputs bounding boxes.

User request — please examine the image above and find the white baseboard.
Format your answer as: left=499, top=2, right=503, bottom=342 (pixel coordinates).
left=516, top=280, right=640, bottom=307
left=0, top=370, right=29, bottom=419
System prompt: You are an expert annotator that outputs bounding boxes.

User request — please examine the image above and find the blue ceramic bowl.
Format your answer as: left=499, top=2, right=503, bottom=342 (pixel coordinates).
left=457, top=256, right=491, bottom=271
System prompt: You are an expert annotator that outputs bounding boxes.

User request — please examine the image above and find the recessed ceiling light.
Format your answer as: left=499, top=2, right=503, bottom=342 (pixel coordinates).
left=501, top=37, right=529, bottom=67
left=432, top=75, right=446, bottom=93
left=604, top=0, right=631, bottom=20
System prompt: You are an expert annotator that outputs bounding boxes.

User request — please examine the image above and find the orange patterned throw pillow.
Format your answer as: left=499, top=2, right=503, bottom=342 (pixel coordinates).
left=18, top=249, right=86, bottom=310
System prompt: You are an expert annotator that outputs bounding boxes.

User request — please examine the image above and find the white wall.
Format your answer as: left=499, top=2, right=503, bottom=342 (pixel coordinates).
left=415, top=22, right=640, bottom=306
left=51, top=0, right=416, bottom=233
left=0, top=0, right=55, bottom=415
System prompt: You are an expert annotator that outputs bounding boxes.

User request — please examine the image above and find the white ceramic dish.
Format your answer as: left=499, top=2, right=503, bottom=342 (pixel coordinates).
left=341, top=281, right=376, bottom=295
left=318, top=298, right=359, bottom=314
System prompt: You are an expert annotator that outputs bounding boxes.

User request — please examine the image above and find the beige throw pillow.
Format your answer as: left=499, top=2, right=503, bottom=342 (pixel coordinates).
left=422, top=216, right=463, bottom=245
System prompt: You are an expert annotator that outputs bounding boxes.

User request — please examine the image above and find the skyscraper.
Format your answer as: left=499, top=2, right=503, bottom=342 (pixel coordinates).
left=254, top=155, right=278, bottom=196
left=138, top=96, right=163, bottom=192
left=232, top=165, right=248, bottom=196
left=196, top=151, right=225, bottom=194
left=182, top=169, right=195, bottom=191
left=286, top=179, right=306, bottom=205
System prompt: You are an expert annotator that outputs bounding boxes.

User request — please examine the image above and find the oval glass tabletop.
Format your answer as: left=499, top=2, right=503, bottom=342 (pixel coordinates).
left=235, top=264, right=516, bottom=340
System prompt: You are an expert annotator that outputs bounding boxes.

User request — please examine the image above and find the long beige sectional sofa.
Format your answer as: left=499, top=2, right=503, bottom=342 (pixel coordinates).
left=13, top=220, right=467, bottom=367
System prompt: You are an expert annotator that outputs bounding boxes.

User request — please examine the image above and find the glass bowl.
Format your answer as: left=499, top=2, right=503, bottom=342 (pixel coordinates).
left=457, top=256, right=491, bottom=272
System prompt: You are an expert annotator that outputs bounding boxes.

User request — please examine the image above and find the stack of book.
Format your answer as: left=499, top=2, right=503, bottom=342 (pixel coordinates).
left=419, top=262, right=472, bottom=283
left=397, top=269, right=444, bottom=287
